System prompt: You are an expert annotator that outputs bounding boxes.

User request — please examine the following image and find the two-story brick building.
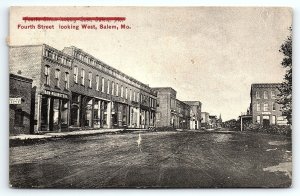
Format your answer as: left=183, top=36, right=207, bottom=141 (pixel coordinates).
left=9, top=44, right=157, bottom=133
left=153, top=87, right=201, bottom=129
left=250, top=83, right=288, bottom=126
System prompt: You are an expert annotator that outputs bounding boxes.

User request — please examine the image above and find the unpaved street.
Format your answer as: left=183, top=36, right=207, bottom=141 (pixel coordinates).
left=9, top=131, right=292, bottom=188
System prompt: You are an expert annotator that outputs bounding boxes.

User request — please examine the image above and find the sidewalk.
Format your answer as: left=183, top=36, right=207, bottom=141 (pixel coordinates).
left=9, top=129, right=124, bottom=141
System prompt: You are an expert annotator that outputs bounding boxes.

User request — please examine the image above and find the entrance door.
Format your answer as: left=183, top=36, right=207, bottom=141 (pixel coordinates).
left=262, top=116, right=270, bottom=127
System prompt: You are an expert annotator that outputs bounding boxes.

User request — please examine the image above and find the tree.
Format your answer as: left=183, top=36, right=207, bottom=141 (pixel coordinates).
left=277, top=27, right=292, bottom=125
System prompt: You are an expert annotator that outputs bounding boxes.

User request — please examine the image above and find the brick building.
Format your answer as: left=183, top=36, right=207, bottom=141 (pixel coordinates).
left=9, top=74, right=33, bottom=135
left=184, top=101, right=202, bottom=130
left=9, top=44, right=157, bottom=133
left=201, top=112, right=209, bottom=128
left=250, top=83, right=288, bottom=126
left=153, top=87, right=201, bottom=129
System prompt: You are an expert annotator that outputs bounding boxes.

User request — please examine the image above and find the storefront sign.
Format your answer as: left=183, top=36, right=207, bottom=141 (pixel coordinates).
left=262, top=112, right=271, bottom=115
left=44, top=90, right=68, bottom=99
left=9, top=97, right=22, bottom=104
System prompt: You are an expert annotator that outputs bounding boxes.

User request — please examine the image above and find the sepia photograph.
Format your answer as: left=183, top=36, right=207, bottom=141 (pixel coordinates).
left=8, top=6, right=292, bottom=188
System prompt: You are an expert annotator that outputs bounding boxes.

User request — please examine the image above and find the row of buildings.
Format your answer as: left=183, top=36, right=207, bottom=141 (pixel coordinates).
left=9, top=44, right=203, bottom=135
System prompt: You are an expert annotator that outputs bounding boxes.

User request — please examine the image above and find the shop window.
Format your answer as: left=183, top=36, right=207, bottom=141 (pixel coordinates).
left=61, top=100, right=69, bottom=127
left=256, top=116, right=260, bottom=123
left=272, top=115, right=276, bottom=125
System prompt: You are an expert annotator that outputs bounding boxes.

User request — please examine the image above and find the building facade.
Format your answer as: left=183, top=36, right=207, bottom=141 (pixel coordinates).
left=10, top=44, right=157, bottom=133
left=9, top=74, right=33, bottom=135
left=184, top=101, right=202, bottom=130
left=201, top=112, right=209, bottom=128
left=154, top=87, right=201, bottom=129
left=250, top=83, right=287, bottom=126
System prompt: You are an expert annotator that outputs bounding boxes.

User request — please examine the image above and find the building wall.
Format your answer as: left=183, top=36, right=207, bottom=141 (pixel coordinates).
left=9, top=74, right=33, bottom=135
left=184, top=101, right=202, bottom=130
left=201, top=112, right=209, bottom=123
left=154, top=88, right=176, bottom=127
left=251, top=83, right=287, bottom=125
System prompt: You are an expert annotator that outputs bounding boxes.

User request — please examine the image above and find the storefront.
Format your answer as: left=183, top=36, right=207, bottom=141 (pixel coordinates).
left=40, top=90, right=69, bottom=132
left=113, top=102, right=129, bottom=128
left=70, top=92, right=111, bottom=129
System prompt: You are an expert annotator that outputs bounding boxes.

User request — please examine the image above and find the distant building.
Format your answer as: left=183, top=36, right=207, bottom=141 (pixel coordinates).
left=154, top=87, right=189, bottom=128
left=184, top=101, right=202, bottom=130
left=250, top=83, right=288, bottom=126
left=9, top=74, right=33, bottom=135
left=153, top=87, right=202, bottom=129
left=209, top=115, right=218, bottom=129
left=201, top=112, right=209, bottom=128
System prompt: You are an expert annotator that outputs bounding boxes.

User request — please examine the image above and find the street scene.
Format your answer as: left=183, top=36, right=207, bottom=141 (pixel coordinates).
left=8, top=7, right=292, bottom=188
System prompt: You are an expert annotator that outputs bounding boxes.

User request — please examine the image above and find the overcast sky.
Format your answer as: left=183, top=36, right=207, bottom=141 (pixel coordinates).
left=10, top=7, right=292, bottom=121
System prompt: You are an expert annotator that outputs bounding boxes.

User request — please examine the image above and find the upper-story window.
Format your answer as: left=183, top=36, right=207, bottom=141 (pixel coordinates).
left=101, top=78, right=105, bottom=93
left=96, top=75, right=99, bottom=91
left=271, top=91, right=276, bottom=99
left=66, top=59, right=71, bottom=66
left=111, top=82, right=115, bottom=96
left=256, top=91, right=260, bottom=99
left=137, top=92, right=139, bottom=102
left=55, top=69, right=60, bottom=87
left=121, top=86, right=124, bottom=98
left=116, top=83, right=119, bottom=96
left=257, top=103, right=260, bottom=111
left=81, top=69, right=85, bottom=85
left=264, top=91, right=268, bottom=99
left=133, top=91, right=136, bottom=101
left=263, top=103, right=269, bottom=111
left=129, top=89, right=132, bottom=101
left=64, top=72, right=69, bottom=89
left=44, top=65, right=50, bottom=85
left=73, top=66, right=78, bottom=83
left=125, top=87, right=128, bottom=99
left=88, top=72, right=92, bottom=88
left=107, top=80, right=110, bottom=94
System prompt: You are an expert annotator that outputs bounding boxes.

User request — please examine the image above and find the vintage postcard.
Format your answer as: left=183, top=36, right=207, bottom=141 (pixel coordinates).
left=8, top=6, right=292, bottom=188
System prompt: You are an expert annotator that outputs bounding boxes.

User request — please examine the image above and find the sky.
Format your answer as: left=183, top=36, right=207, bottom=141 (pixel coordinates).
left=9, top=6, right=292, bottom=121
